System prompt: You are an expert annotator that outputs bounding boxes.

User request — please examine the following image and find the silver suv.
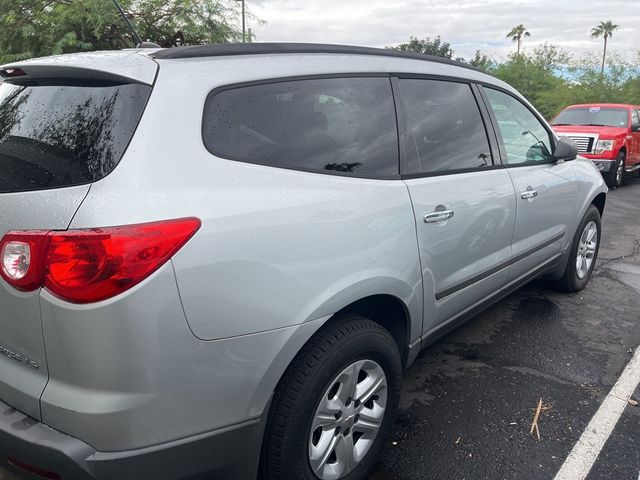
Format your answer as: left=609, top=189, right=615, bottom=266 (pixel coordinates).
left=0, top=44, right=606, bottom=480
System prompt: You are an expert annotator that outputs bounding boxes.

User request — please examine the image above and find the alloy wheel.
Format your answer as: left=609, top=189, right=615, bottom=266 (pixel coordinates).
left=308, top=359, right=388, bottom=480
left=576, top=220, right=598, bottom=279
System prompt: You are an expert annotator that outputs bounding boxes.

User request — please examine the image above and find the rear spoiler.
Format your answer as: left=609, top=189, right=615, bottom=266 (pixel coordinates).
left=0, top=51, right=158, bottom=85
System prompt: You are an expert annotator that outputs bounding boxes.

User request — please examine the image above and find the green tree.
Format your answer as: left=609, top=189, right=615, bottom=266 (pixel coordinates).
left=506, top=24, right=530, bottom=57
left=491, top=44, right=571, bottom=118
left=488, top=44, right=640, bottom=119
left=0, top=0, right=245, bottom=63
left=622, top=77, right=640, bottom=104
left=591, top=20, right=619, bottom=75
left=127, top=0, right=242, bottom=46
left=566, top=53, right=639, bottom=105
left=389, top=36, right=454, bottom=58
left=468, top=50, right=493, bottom=71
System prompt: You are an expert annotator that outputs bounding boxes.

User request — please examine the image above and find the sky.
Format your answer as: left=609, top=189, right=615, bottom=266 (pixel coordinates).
left=247, top=0, right=638, bottom=62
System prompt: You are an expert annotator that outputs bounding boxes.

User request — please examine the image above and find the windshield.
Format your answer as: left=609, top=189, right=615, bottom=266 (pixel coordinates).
left=552, top=107, right=628, bottom=128
left=0, top=79, right=151, bottom=193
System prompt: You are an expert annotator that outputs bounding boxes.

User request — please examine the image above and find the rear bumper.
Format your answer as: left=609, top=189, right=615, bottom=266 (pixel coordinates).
left=0, top=400, right=265, bottom=480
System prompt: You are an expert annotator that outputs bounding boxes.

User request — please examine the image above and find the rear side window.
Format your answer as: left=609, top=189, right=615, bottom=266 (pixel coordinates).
left=202, top=77, right=399, bottom=177
left=398, top=79, right=493, bottom=175
left=0, top=80, right=151, bottom=193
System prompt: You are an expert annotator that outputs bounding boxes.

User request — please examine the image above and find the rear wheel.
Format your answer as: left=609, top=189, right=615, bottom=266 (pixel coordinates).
left=550, top=205, right=601, bottom=292
left=604, top=151, right=625, bottom=188
left=261, top=315, right=401, bottom=480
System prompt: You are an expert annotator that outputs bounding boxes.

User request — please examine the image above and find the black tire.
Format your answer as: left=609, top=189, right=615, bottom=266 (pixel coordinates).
left=604, top=151, right=625, bottom=188
left=260, top=315, right=402, bottom=480
left=550, top=204, right=601, bottom=292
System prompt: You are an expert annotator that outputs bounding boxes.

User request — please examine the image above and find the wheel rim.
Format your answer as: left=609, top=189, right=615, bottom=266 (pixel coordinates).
left=308, top=359, right=388, bottom=480
left=576, top=220, right=598, bottom=279
left=616, top=158, right=624, bottom=184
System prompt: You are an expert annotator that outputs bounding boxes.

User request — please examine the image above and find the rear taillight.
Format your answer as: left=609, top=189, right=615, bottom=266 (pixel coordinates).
left=0, top=218, right=200, bottom=303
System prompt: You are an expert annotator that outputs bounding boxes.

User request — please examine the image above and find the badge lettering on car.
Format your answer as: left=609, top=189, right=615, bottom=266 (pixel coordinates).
left=0, top=342, right=39, bottom=369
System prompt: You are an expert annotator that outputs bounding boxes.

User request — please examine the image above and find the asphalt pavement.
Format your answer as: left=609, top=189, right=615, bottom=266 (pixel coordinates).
left=1, top=176, right=639, bottom=480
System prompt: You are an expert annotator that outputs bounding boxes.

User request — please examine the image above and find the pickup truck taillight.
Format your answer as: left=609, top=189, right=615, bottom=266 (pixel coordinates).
left=0, top=218, right=201, bottom=303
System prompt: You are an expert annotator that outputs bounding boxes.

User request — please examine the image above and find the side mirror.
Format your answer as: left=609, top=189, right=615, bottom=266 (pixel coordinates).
left=553, top=136, right=578, bottom=161
left=632, top=125, right=640, bottom=132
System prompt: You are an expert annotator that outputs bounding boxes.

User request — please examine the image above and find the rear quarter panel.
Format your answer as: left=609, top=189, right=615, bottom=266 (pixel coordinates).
left=69, top=57, right=424, bottom=343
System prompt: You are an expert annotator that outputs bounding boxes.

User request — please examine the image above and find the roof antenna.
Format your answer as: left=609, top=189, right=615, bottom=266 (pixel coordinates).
left=111, top=0, right=160, bottom=48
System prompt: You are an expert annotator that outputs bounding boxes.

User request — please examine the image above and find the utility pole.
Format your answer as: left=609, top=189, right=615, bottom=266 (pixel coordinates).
left=242, top=0, right=246, bottom=42
left=235, top=0, right=246, bottom=42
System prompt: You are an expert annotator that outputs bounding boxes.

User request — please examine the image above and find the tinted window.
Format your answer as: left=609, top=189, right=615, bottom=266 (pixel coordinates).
left=0, top=80, right=151, bottom=193
left=632, top=109, right=640, bottom=128
left=203, top=77, right=398, bottom=177
left=484, top=88, right=554, bottom=165
left=552, top=107, right=628, bottom=128
left=398, top=79, right=493, bottom=175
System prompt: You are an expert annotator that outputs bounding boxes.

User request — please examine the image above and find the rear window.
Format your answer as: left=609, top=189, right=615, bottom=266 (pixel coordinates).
left=0, top=80, right=151, bottom=193
left=202, top=77, right=399, bottom=178
left=552, top=107, right=629, bottom=128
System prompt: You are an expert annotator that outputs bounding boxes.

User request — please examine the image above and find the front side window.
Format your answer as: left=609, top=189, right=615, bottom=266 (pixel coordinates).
left=202, top=77, right=399, bottom=177
left=398, top=79, right=493, bottom=175
left=631, top=109, right=640, bottom=129
left=552, top=106, right=629, bottom=128
left=484, top=88, right=554, bottom=165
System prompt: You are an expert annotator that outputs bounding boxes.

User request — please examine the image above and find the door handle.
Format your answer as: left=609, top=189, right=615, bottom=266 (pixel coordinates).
left=520, top=190, right=538, bottom=200
left=424, top=210, right=454, bottom=223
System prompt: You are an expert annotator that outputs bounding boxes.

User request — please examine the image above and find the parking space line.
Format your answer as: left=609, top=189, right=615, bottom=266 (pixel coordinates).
left=554, top=347, right=640, bottom=480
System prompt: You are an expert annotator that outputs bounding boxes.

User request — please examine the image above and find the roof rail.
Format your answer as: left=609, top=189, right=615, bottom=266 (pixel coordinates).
left=149, top=42, right=478, bottom=71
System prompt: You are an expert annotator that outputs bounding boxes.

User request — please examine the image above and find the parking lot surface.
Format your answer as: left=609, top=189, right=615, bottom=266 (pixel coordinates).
left=1, top=178, right=639, bottom=480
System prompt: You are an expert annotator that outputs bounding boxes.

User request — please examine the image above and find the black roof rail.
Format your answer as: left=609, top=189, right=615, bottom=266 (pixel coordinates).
left=149, top=42, right=478, bottom=71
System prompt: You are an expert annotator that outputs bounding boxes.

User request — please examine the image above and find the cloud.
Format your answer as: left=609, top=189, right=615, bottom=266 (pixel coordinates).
left=244, top=0, right=637, bottom=61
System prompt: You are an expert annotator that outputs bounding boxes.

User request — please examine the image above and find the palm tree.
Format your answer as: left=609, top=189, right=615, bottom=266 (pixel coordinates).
left=506, top=25, right=530, bottom=57
left=591, top=20, right=619, bottom=75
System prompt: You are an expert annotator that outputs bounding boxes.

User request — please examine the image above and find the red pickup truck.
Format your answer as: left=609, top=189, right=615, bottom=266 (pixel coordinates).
left=551, top=103, right=640, bottom=188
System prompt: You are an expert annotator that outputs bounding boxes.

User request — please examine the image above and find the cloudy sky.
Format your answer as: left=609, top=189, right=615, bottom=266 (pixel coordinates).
left=247, top=0, right=638, bottom=61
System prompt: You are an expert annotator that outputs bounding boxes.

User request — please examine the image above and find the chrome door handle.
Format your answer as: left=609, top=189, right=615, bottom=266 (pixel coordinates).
left=424, top=210, right=454, bottom=223
left=520, top=190, right=538, bottom=200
